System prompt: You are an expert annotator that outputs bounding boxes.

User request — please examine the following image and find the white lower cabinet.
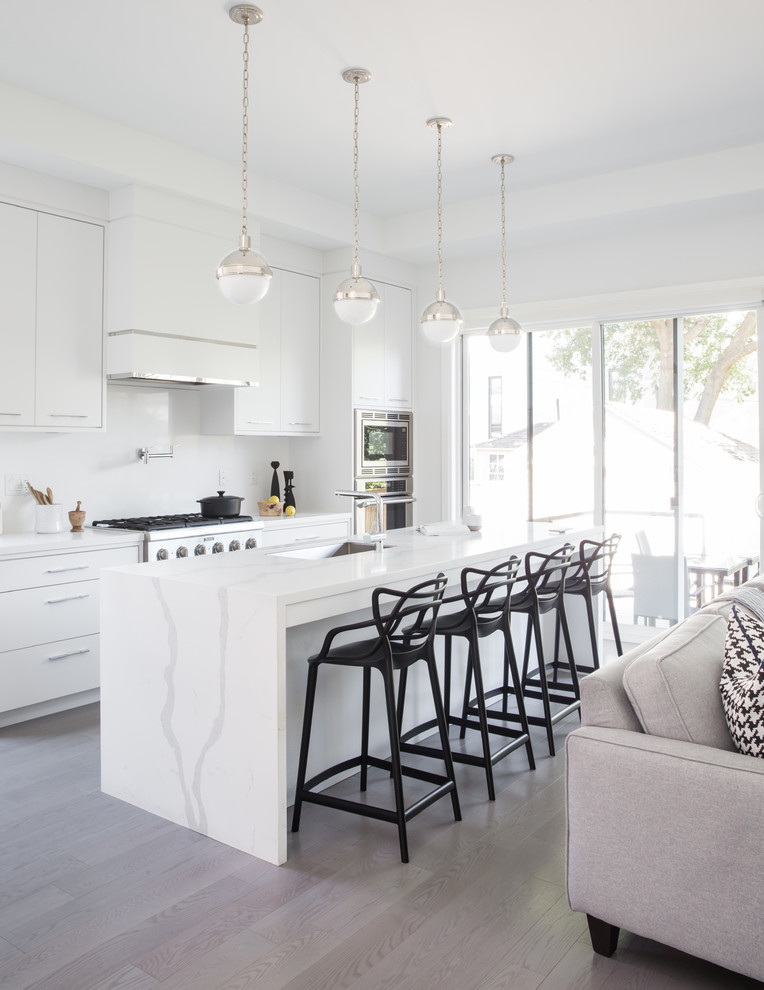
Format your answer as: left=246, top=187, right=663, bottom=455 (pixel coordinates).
left=258, top=518, right=350, bottom=549
left=201, top=267, right=320, bottom=436
left=0, top=544, right=140, bottom=718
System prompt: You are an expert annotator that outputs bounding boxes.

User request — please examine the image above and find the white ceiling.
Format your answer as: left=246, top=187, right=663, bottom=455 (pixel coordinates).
left=1, top=0, right=763, bottom=255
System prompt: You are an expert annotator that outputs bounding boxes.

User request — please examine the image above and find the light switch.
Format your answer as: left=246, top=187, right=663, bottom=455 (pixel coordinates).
left=4, top=475, right=26, bottom=496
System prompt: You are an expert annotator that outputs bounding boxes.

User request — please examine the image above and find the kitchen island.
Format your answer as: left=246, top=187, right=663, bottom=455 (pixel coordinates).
left=100, top=520, right=599, bottom=864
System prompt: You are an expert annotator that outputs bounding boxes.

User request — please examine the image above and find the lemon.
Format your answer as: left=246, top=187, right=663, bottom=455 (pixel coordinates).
left=268, top=495, right=280, bottom=503
left=285, top=505, right=296, bottom=516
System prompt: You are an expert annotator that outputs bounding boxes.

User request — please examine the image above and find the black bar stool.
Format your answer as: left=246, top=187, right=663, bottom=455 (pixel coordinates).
left=291, top=572, right=460, bottom=863
left=397, top=556, right=535, bottom=801
left=510, top=544, right=580, bottom=757
left=562, top=534, right=623, bottom=670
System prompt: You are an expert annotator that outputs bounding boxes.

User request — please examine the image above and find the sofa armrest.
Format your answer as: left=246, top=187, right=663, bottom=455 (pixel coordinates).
left=566, top=726, right=764, bottom=982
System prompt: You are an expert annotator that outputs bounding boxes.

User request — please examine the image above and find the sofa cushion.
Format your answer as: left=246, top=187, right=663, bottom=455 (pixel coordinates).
left=720, top=605, right=764, bottom=758
left=622, top=611, right=735, bottom=750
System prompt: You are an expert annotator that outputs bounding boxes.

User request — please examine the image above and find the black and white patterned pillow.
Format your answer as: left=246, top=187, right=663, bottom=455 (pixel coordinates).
left=720, top=605, right=764, bottom=758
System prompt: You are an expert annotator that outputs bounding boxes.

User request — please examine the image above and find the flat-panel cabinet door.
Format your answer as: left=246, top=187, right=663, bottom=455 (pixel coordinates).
left=352, top=300, right=385, bottom=407
left=383, top=283, right=412, bottom=407
left=280, top=270, right=320, bottom=433
left=35, top=213, right=104, bottom=428
left=352, top=281, right=412, bottom=410
left=235, top=268, right=282, bottom=433
left=0, top=203, right=36, bottom=425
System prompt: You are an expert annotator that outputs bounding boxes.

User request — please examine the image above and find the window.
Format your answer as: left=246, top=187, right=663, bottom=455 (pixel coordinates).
left=488, top=453, right=505, bottom=481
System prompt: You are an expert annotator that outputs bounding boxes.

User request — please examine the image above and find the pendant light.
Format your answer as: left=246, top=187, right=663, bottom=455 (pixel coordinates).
left=333, top=68, right=380, bottom=326
left=420, top=118, right=462, bottom=344
left=487, top=153, right=522, bottom=352
left=216, top=5, right=272, bottom=306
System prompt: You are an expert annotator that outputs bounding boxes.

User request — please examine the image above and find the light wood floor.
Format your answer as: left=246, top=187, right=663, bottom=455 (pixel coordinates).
left=0, top=703, right=758, bottom=990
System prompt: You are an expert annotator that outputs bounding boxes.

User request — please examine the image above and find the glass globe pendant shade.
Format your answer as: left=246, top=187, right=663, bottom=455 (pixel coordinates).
left=333, top=265, right=381, bottom=325
left=420, top=290, right=463, bottom=344
left=216, top=235, right=273, bottom=305
left=487, top=312, right=522, bottom=353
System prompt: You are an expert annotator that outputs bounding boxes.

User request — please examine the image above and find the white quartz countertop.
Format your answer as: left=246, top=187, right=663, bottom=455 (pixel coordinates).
left=106, top=519, right=598, bottom=618
left=256, top=511, right=350, bottom=529
left=0, top=527, right=144, bottom=558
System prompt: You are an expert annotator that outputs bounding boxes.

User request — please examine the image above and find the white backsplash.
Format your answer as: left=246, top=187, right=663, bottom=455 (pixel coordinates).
left=0, top=383, right=298, bottom=533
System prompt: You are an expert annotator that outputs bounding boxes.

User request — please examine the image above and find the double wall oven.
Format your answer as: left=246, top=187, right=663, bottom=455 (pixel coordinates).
left=353, top=409, right=414, bottom=533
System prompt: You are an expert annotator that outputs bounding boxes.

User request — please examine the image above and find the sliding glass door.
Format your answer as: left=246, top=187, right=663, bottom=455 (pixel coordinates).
left=462, top=307, right=760, bottom=654
left=602, top=319, right=680, bottom=634
left=462, top=327, right=594, bottom=528
left=603, top=310, right=759, bottom=640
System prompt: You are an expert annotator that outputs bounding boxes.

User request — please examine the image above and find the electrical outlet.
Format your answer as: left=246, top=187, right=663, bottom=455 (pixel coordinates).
left=218, top=468, right=229, bottom=489
left=4, top=474, right=26, bottom=496
left=250, top=471, right=258, bottom=487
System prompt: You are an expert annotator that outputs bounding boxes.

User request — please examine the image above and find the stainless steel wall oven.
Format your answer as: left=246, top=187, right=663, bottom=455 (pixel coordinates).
left=353, top=409, right=413, bottom=535
left=355, top=409, right=411, bottom=476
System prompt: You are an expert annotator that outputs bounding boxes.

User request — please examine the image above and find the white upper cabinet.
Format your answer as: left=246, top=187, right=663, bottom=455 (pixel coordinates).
left=0, top=203, right=37, bottom=427
left=0, top=203, right=104, bottom=431
left=279, top=269, right=320, bottom=431
left=201, top=267, right=321, bottom=436
left=36, top=213, right=104, bottom=428
left=352, top=282, right=412, bottom=409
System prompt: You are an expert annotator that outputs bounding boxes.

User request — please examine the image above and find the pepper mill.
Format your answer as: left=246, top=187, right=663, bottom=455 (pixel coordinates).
left=283, top=470, right=296, bottom=511
left=270, top=461, right=280, bottom=500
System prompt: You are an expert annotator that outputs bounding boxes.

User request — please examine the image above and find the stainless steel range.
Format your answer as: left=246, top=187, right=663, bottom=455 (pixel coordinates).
left=92, top=514, right=265, bottom=562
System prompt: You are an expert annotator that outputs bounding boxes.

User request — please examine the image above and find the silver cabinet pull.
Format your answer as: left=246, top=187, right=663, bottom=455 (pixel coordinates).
left=246, top=420, right=275, bottom=425
left=0, top=411, right=21, bottom=416
left=287, top=422, right=313, bottom=426
left=49, top=413, right=88, bottom=418
left=45, top=565, right=90, bottom=573
left=358, top=396, right=381, bottom=401
left=45, top=593, right=91, bottom=604
left=48, top=648, right=91, bottom=661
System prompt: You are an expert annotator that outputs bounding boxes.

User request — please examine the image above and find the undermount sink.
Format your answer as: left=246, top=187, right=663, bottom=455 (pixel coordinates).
left=268, top=539, right=383, bottom=560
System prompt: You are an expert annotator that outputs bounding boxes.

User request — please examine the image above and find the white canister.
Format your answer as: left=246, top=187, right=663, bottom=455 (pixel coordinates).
left=35, top=503, right=65, bottom=534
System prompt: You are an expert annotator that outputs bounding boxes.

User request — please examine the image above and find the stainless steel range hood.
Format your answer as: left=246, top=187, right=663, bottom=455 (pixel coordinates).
left=107, top=330, right=259, bottom=386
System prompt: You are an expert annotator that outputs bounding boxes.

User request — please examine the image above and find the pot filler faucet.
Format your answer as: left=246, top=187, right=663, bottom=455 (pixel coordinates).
left=334, top=490, right=388, bottom=549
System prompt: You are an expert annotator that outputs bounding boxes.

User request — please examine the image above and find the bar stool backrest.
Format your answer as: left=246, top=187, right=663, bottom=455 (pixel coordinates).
left=459, top=555, right=522, bottom=622
left=519, top=543, right=575, bottom=610
left=372, top=572, right=448, bottom=668
left=578, top=534, right=621, bottom=594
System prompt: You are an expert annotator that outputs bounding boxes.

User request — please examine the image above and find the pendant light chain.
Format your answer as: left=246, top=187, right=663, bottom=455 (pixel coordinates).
left=240, top=12, right=250, bottom=241
left=436, top=122, right=444, bottom=295
left=500, top=157, right=507, bottom=310
left=352, top=74, right=361, bottom=269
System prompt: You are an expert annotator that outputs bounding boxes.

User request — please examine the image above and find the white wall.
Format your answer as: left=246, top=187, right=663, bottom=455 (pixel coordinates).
left=0, top=382, right=302, bottom=534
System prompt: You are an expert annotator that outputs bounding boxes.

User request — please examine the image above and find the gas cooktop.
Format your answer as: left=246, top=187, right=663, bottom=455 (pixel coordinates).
left=92, top=513, right=255, bottom=532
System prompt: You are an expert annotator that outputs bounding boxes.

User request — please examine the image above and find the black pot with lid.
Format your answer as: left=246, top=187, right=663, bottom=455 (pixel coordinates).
left=197, top=491, right=245, bottom=518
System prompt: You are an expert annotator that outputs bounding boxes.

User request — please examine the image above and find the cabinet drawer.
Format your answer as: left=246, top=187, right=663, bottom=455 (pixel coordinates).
left=259, top=521, right=350, bottom=548
left=0, top=545, right=139, bottom=593
left=0, top=580, right=99, bottom=651
left=0, top=634, right=99, bottom=711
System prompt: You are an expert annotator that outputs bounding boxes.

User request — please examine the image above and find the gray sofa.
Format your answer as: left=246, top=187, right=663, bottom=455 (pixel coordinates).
left=565, top=584, right=764, bottom=982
